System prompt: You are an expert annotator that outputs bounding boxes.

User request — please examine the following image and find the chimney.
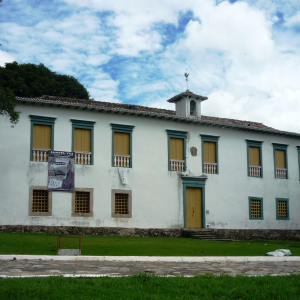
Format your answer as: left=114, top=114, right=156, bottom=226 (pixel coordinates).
left=167, top=90, right=208, bottom=119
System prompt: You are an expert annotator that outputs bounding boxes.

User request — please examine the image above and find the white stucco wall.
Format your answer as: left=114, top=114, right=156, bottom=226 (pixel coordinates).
left=1, top=103, right=300, bottom=229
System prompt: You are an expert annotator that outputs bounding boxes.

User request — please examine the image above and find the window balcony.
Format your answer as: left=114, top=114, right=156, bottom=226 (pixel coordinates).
left=249, top=165, right=261, bottom=177
left=75, top=151, right=91, bottom=165
left=170, top=159, right=185, bottom=171
left=276, top=168, right=287, bottom=179
left=32, top=148, right=50, bottom=162
left=204, top=162, right=217, bottom=174
left=114, top=155, right=130, bottom=167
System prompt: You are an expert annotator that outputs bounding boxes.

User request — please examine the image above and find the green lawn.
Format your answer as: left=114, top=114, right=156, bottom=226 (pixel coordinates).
left=0, top=232, right=300, bottom=256
left=1, top=274, right=300, bottom=299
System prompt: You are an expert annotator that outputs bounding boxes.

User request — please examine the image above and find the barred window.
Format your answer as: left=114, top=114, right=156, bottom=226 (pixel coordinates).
left=249, top=197, right=263, bottom=220
left=276, top=198, right=289, bottom=220
left=72, top=188, right=93, bottom=217
left=32, top=190, right=49, bottom=212
left=251, top=200, right=261, bottom=218
left=29, top=186, right=52, bottom=216
left=277, top=201, right=287, bottom=218
left=75, top=192, right=90, bottom=214
left=111, top=189, right=132, bottom=218
left=115, top=194, right=128, bottom=215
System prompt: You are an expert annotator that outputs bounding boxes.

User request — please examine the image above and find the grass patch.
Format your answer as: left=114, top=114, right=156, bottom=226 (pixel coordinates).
left=1, top=274, right=300, bottom=299
left=0, top=232, right=300, bottom=256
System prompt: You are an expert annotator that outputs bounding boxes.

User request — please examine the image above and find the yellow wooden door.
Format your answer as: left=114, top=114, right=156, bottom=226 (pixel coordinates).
left=186, top=187, right=202, bottom=229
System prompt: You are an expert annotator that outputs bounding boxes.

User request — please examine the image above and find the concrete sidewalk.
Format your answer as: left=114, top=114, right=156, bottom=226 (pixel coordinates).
left=1, top=255, right=300, bottom=278
left=1, top=255, right=300, bottom=262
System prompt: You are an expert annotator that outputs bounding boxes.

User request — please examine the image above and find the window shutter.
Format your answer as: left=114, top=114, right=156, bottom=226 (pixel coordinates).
left=33, top=124, right=51, bottom=149
left=170, top=138, right=184, bottom=160
left=114, top=132, right=130, bottom=155
left=249, top=146, right=260, bottom=166
left=74, top=128, right=91, bottom=152
left=275, top=149, right=286, bottom=168
left=203, top=141, right=216, bottom=163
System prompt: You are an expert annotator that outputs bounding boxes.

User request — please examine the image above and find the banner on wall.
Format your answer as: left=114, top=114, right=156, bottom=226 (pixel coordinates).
left=48, top=151, right=75, bottom=192
left=118, top=167, right=128, bottom=185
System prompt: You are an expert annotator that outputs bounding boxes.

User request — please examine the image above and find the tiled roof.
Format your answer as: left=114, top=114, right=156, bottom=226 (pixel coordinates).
left=167, top=90, right=208, bottom=103
left=16, top=95, right=300, bottom=137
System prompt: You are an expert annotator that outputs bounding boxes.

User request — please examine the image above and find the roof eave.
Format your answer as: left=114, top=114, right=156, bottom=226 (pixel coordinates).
left=16, top=97, right=300, bottom=138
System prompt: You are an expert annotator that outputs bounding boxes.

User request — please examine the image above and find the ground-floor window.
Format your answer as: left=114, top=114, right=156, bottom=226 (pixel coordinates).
left=29, top=186, right=52, bottom=216
left=111, top=189, right=132, bottom=218
left=72, top=188, right=93, bottom=217
left=276, top=198, right=289, bottom=220
left=249, top=197, right=263, bottom=220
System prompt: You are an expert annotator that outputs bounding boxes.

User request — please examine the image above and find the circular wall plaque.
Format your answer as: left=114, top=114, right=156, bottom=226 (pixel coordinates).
left=190, top=147, right=197, bottom=156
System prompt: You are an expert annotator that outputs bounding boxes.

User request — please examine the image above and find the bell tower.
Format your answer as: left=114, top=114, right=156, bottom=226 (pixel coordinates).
left=167, top=90, right=208, bottom=119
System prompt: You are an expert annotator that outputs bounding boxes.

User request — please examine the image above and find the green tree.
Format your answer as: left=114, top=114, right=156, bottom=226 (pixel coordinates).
left=0, top=62, right=90, bottom=99
left=0, top=62, right=90, bottom=124
left=0, top=87, right=19, bottom=125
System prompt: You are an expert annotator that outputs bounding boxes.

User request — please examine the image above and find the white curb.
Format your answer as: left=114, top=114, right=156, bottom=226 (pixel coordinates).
left=1, top=255, right=300, bottom=262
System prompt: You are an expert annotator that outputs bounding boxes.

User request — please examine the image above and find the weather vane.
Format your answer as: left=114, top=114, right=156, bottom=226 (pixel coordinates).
left=184, top=69, right=189, bottom=90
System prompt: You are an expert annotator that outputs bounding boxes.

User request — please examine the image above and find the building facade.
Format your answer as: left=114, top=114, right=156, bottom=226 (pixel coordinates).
left=1, top=91, right=300, bottom=230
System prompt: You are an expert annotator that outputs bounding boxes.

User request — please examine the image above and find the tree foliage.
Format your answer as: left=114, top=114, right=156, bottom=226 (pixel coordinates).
left=0, top=62, right=90, bottom=124
left=0, top=62, right=90, bottom=99
left=0, top=87, right=20, bottom=125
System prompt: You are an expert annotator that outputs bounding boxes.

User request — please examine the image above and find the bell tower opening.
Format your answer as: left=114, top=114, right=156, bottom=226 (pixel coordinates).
left=167, top=90, right=208, bottom=119
left=190, top=100, right=196, bottom=116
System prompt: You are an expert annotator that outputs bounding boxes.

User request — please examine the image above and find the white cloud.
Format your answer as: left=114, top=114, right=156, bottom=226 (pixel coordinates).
left=86, top=54, right=111, bottom=66
left=2, top=0, right=300, bottom=132
left=184, top=1, right=274, bottom=62
left=285, top=11, right=300, bottom=27
left=0, top=50, right=15, bottom=66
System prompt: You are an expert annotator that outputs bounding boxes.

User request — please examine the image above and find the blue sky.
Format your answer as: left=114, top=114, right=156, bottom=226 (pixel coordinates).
left=1, top=0, right=300, bottom=132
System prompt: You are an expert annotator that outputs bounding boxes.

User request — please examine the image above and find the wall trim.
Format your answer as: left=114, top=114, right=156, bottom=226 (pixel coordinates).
left=246, top=140, right=263, bottom=178
left=111, top=123, right=135, bottom=168
left=71, top=119, right=95, bottom=165
left=200, top=134, right=219, bottom=174
left=166, top=129, right=187, bottom=171
left=29, top=115, right=56, bottom=161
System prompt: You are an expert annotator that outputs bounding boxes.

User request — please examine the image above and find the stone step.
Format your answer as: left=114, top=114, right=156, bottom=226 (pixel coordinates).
left=186, top=230, right=234, bottom=242
left=191, top=235, right=219, bottom=238
left=191, top=237, right=233, bottom=242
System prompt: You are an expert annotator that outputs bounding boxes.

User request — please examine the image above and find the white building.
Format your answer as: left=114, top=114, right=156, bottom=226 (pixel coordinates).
left=1, top=90, right=300, bottom=231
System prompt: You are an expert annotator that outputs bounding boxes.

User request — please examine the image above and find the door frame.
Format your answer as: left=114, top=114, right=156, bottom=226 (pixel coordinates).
left=182, top=176, right=207, bottom=228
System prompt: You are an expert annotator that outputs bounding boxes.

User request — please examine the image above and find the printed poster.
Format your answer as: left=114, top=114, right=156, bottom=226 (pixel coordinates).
left=48, top=151, right=75, bottom=192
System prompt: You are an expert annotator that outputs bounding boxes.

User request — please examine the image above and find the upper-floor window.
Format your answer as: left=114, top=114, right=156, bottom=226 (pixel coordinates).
left=30, top=115, right=56, bottom=162
left=273, top=143, right=288, bottom=179
left=111, top=124, right=135, bottom=168
left=201, top=135, right=219, bottom=174
left=246, top=140, right=263, bottom=178
left=71, top=119, right=95, bottom=165
left=167, top=130, right=187, bottom=171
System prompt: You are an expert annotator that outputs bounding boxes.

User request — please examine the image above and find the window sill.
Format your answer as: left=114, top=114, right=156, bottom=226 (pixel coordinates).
left=71, top=213, right=93, bottom=217
left=29, top=212, right=52, bottom=216
left=203, top=172, right=218, bottom=175
left=112, top=214, right=132, bottom=218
